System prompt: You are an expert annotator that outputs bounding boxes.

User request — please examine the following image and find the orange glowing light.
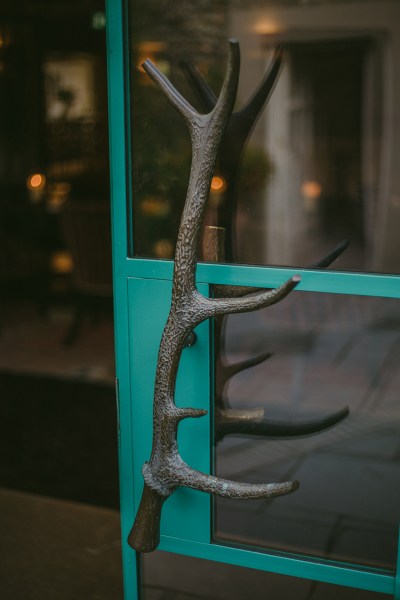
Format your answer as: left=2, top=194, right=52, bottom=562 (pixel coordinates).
left=50, top=251, right=74, bottom=274
left=27, top=173, right=46, bottom=190
left=141, top=196, right=170, bottom=217
left=300, top=180, right=322, bottom=200
left=253, top=19, right=282, bottom=35
left=137, top=41, right=168, bottom=74
left=210, top=176, right=226, bottom=192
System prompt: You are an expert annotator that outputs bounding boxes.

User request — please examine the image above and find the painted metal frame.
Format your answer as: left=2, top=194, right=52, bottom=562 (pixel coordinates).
left=106, top=0, right=400, bottom=597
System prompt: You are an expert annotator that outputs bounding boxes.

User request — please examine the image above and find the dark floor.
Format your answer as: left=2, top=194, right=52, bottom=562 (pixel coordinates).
left=0, top=373, right=119, bottom=509
left=0, top=488, right=123, bottom=600
left=0, top=371, right=123, bottom=599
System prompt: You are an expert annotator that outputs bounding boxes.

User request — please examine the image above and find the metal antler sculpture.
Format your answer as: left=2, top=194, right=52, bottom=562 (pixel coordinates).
left=128, top=40, right=301, bottom=553
left=187, top=48, right=350, bottom=441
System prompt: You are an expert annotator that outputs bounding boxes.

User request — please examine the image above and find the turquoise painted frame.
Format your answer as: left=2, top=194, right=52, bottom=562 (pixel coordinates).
left=106, top=0, right=138, bottom=597
left=106, top=0, right=400, bottom=597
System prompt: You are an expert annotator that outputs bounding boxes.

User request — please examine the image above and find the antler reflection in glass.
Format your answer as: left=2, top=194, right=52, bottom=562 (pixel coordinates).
left=203, top=226, right=350, bottom=442
left=191, top=47, right=350, bottom=442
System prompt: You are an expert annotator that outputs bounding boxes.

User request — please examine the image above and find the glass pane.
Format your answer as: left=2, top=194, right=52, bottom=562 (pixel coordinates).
left=128, top=0, right=400, bottom=274
left=141, top=551, right=388, bottom=599
left=213, top=291, right=400, bottom=570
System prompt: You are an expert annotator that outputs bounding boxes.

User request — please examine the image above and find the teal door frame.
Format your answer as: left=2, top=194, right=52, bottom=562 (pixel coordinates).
left=106, top=0, right=400, bottom=597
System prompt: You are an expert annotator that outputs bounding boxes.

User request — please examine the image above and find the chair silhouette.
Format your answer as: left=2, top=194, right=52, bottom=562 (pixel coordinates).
left=0, top=204, right=51, bottom=316
left=61, top=200, right=113, bottom=345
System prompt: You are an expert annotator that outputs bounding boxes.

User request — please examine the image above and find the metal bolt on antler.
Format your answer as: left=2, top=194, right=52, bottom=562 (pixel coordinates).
left=128, top=40, right=301, bottom=553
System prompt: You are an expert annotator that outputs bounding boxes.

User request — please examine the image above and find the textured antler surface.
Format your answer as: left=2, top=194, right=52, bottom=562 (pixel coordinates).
left=128, top=41, right=300, bottom=553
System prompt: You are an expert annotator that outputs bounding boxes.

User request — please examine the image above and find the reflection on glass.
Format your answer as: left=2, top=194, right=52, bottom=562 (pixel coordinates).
left=141, top=551, right=388, bottom=599
left=213, top=291, right=400, bottom=570
left=129, top=0, right=400, bottom=274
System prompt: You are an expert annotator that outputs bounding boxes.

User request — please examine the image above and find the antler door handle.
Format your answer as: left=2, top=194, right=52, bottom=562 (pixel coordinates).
left=128, top=40, right=300, bottom=553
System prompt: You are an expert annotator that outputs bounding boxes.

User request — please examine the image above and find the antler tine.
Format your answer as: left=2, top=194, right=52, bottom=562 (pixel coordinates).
left=309, top=239, right=350, bottom=269
left=208, top=239, right=349, bottom=303
left=143, top=41, right=240, bottom=136
left=183, top=44, right=285, bottom=131
left=198, top=275, right=300, bottom=320
left=224, top=351, right=273, bottom=378
left=210, top=238, right=349, bottom=302
left=142, top=59, right=200, bottom=128
left=180, top=59, right=218, bottom=112
left=211, top=239, right=350, bottom=299
left=176, top=463, right=298, bottom=499
left=216, top=406, right=350, bottom=441
left=209, top=39, right=240, bottom=129
left=237, top=44, right=285, bottom=123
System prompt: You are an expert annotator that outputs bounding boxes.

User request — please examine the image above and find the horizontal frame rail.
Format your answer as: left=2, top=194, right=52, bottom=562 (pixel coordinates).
left=122, top=257, right=400, bottom=298
left=159, top=536, right=396, bottom=595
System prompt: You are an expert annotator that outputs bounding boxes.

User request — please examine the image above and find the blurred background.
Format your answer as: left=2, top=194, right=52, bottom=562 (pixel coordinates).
left=0, top=1, right=122, bottom=598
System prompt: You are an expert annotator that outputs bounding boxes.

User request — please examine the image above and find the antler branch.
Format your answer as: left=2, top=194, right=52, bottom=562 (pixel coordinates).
left=195, top=276, right=299, bottom=320
left=216, top=406, right=350, bottom=441
left=309, top=239, right=350, bottom=269
left=175, top=462, right=298, bottom=498
left=224, top=351, right=274, bottom=378
left=180, top=59, right=218, bottom=112
left=143, top=60, right=200, bottom=128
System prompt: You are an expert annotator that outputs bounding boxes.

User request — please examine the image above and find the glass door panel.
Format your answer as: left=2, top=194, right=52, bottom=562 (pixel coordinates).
left=127, top=0, right=400, bottom=274
left=213, top=291, right=400, bottom=569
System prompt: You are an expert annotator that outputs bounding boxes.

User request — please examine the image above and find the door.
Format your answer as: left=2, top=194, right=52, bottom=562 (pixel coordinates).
left=106, top=0, right=400, bottom=597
